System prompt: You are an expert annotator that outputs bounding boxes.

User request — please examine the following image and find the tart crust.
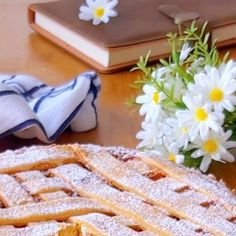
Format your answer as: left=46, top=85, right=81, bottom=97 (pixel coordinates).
left=0, top=144, right=235, bottom=235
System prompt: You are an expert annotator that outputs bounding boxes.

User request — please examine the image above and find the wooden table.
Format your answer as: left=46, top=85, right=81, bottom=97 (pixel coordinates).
left=1, top=0, right=236, bottom=190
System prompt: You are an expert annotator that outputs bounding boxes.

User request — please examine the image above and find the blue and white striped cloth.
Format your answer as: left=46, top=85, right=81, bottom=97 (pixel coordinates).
left=0, top=72, right=100, bottom=143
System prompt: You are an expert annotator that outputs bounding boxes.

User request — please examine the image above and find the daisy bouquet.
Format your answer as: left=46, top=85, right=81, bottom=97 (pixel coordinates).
left=132, top=22, right=236, bottom=172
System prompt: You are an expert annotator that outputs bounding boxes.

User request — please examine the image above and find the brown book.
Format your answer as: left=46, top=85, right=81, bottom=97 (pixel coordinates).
left=28, top=0, right=236, bottom=73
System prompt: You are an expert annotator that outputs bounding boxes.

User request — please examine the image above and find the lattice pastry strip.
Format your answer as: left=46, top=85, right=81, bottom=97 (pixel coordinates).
left=0, top=197, right=111, bottom=226
left=0, top=222, right=76, bottom=236
left=0, top=221, right=77, bottom=236
left=0, top=145, right=77, bottom=174
left=82, top=144, right=159, bottom=177
left=75, top=147, right=236, bottom=235
left=136, top=151, right=236, bottom=212
left=50, top=163, right=210, bottom=236
left=39, top=191, right=69, bottom=201
left=69, top=213, right=157, bottom=236
left=106, top=146, right=236, bottom=220
left=112, top=215, right=140, bottom=230
left=0, top=174, right=33, bottom=207
left=83, top=145, right=236, bottom=210
left=15, top=170, right=46, bottom=182
left=21, top=177, right=72, bottom=195
left=0, top=144, right=235, bottom=236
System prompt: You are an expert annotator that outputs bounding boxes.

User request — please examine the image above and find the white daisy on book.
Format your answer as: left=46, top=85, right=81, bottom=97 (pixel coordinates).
left=79, top=0, right=119, bottom=25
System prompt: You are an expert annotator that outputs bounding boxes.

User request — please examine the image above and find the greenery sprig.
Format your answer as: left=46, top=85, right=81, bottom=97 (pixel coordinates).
left=131, top=21, right=236, bottom=172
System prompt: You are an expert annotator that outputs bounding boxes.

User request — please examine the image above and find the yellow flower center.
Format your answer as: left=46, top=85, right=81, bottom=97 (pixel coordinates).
left=94, top=7, right=105, bottom=18
left=152, top=92, right=160, bottom=104
left=209, top=88, right=224, bottom=102
left=168, top=153, right=176, bottom=163
left=203, top=139, right=218, bottom=153
left=195, top=108, right=208, bottom=121
left=181, top=127, right=189, bottom=134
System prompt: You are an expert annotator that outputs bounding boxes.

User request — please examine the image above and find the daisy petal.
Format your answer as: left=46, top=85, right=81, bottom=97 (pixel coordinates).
left=102, top=16, right=110, bottom=23
left=224, top=141, right=236, bottom=149
left=136, top=95, right=150, bottom=104
left=139, top=105, right=147, bottom=116
left=80, top=0, right=118, bottom=25
left=222, top=100, right=234, bottom=112
left=211, top=153, right=221, bottom=161
left=143, top=84, right=155, bottom=94
left=79, top=13, right=93, bottom=21
left=176, top=155, right=185, bottom=164
left=192, top=149, right=204, bottom=158
left=200, top=156, right=211, bottom=172
left=221, top=149, right=235, bottom=162
left=106, top=10, right=118, bottom=17
left=106, top=0, right=119, bottom=9
left=136, top=131, right=146, bottom=139
left=92, top=18, right=101, bottom=25
left=86, top=0, right=97, bottom=8
left=80, top=6, right=93, bottom=14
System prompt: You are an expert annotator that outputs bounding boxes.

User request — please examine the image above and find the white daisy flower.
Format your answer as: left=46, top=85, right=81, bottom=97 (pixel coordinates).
left=191, top=130, right=236, bottom=172
left=176, top=95, right=222, bottom=140
left=79, top=0, right=118, bottom=25
left=152, top=65, right=187, bottom=102
left=179, top=42, right=193, bottom=63
left=218, top=60, right=236, bottom=78
left=151, top=66, right=186, bottom=101
left=188, top=63, right=236, bottom=112
left=164, top=74, right=186, bottom=101
left=187, top=57, right=204, bottom=75
left=151, top=66, right=173, bottom=81
left=136, top=120, right=166, bottom=150
left=136, top=84, right=166, bottom=122
left=158, top=144, right=185, bottom=165
left=164, top=118, right=190, bottom=149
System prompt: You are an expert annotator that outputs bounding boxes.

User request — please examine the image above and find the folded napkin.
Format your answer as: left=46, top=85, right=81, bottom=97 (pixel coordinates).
left=0, top=72, right=100, bottom=143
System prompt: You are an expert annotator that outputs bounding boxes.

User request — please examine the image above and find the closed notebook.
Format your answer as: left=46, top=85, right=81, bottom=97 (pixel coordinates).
left=28, top=0, right=236, bottom=73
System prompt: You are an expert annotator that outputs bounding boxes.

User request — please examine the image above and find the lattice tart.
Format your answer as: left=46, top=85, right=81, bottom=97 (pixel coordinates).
left=0, top=144, right=235, bottom=236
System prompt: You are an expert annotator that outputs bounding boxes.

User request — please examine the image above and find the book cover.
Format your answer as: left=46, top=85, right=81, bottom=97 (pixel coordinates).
left=28, top=0, right=236, bottom=73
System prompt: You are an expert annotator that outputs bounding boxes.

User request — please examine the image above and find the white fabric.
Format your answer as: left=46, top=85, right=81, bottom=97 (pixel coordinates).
left=0, top=72, right=100, bottom=143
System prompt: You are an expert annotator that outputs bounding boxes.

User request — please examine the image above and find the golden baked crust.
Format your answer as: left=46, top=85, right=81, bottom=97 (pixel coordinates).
left=0, top=144, right=235, bottom=235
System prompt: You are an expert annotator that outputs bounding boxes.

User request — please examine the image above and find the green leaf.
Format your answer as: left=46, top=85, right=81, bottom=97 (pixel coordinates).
left=175, top=101, right=186, bottom=109
left=172, top=50, right=179, bottom=65
left=130, top=66, right=139, bottom=72
left=190, top=21, right=197, bottom=32
left=159, top=59, right=169, bottom=67
left=222, top=51, right=230, bottom=63
left=203, top=33, right=210, bottom=44
left=130, top=83, right=144, bottom=89
left=125, top=98, right=137, bottom=107
left=183, top=151, right=202, bottom=169
left=200, top=21, right=208, bottom=38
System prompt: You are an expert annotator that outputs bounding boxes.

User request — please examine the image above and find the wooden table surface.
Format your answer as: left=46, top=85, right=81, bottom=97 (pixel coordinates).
left=0, top=0, right=236, bottom=190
